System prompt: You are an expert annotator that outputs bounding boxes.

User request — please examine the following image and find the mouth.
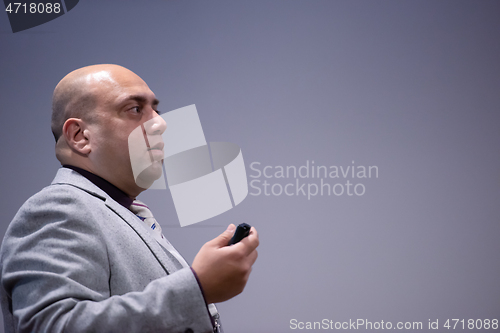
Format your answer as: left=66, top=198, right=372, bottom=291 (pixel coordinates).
left=147, top=142, right=164, bottom=152
left=146, top=141, right=165, bottom=162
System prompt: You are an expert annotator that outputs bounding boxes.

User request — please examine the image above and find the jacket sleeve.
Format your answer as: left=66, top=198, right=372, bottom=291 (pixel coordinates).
left=0, top=185, right=214, bottom=333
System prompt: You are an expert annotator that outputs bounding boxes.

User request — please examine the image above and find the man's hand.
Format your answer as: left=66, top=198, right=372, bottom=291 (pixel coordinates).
left=191, top=224, right=259, bottom=304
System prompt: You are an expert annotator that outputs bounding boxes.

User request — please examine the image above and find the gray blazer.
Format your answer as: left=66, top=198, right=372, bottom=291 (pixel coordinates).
left=0, top=168, right=214, bottom=333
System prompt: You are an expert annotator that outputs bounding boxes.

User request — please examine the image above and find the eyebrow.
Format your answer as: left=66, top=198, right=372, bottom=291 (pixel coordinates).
left=126, top=95, right=160, bottom=107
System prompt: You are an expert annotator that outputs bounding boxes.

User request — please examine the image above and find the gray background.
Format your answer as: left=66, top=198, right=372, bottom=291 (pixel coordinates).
left=1, top=1, right=499, bottom=332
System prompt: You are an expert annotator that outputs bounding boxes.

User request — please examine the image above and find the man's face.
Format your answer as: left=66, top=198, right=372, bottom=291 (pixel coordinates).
left=86, top=67, right=166, bottom=197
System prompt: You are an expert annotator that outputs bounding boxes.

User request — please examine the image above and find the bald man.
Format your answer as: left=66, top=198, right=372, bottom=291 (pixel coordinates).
left=0, top=65, right=259, bottom=333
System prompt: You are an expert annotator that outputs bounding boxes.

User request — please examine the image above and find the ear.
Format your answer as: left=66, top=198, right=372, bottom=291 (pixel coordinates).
left=62, top=118, right=91, bottom=155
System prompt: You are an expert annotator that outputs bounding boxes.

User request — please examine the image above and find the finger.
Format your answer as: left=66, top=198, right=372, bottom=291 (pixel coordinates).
left=248, top=226, right=258, bottom=238
left=207, top=224, right=236, bottom=248
left=239, top=227, right=259, bottom=251
left=247, top=249, right=258, bottom=266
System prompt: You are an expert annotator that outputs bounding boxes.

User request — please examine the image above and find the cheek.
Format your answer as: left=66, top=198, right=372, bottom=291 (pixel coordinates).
left=93, top=132, right=128, bottom=161
left=91, top=122, right=137, bottom=164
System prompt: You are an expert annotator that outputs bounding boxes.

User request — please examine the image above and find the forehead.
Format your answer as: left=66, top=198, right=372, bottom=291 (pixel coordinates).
left=88, top=68, right=156, bottom=107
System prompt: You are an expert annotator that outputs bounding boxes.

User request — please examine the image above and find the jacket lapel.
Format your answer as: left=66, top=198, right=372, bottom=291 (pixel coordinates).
left=104, top=198, right=181, bottom=274
left=52, top=167, right=180, bottom=275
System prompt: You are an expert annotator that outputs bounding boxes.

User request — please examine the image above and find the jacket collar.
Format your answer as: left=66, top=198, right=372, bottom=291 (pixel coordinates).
left=61, top=165, right=134, bottom=209
left=51, top=167, right=180, bottom=275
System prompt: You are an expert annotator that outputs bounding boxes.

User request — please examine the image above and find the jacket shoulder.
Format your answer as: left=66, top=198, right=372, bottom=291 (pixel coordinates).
left=0, top=181, right=110, bottom=264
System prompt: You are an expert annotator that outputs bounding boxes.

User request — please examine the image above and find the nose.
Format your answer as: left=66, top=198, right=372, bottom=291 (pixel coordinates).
left=144, top=112, right=167, bottom=135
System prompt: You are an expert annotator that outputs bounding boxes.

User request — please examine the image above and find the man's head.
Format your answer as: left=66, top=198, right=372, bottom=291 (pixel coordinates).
left=52, top=64, right=166, bottom=198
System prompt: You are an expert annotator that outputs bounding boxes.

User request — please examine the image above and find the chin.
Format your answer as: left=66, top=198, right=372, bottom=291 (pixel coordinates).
left=135, top=161, right=163, bottom=189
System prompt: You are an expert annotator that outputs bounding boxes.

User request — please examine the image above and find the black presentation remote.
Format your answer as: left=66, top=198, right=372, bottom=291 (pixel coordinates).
left=228, top=223, right=251, bottom=245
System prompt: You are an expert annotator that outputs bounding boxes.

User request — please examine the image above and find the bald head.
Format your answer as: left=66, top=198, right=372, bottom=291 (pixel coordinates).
left=51, top=64, right=132, bottom=142
left=51, top=64, right=164, bottom=196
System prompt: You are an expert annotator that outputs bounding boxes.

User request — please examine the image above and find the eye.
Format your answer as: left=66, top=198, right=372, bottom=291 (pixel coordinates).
left=130, top=106, right=141, bottom=114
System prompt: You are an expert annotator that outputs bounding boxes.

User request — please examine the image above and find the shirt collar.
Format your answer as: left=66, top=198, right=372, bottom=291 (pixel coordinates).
left=63, top=165, right=134, bottom=209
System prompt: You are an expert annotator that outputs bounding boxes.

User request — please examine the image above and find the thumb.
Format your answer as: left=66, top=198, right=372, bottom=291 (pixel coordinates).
left=211, top=224, right=236, bottom=247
